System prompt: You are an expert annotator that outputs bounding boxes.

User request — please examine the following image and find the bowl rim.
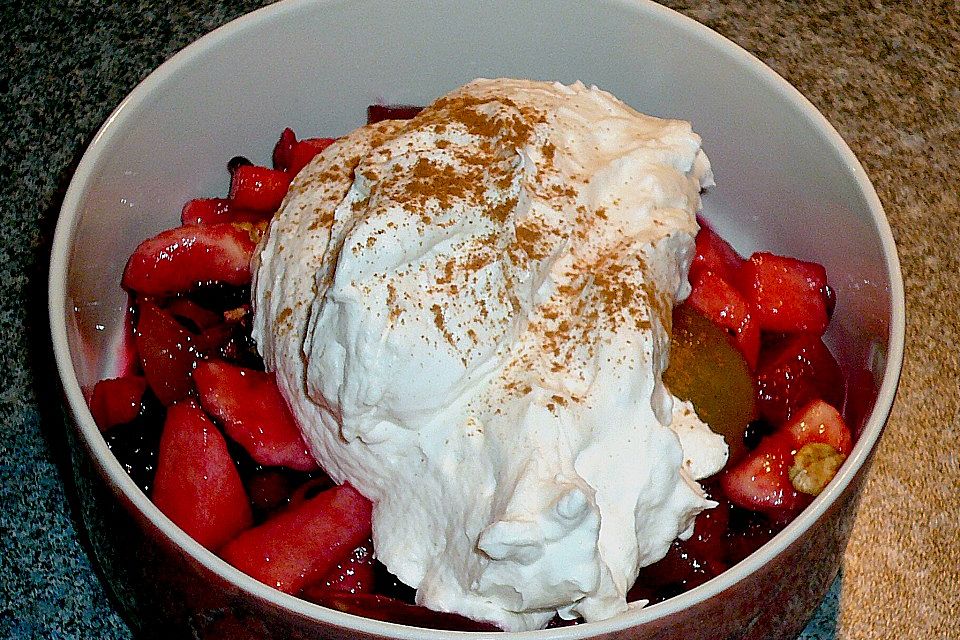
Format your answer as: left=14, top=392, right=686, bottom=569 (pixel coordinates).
left=48, top=0, right=906, bottom=637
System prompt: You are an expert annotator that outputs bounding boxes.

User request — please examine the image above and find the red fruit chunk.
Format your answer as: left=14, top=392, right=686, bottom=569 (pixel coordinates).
left=272, top=127, right=297, bottom=171
left=755, top=333, right=844, bottom=425
left=228, top=165, right=292, bottom=213
left=152, top=401, right=252, bottom=550
left=287, top=138, right=336, bottom=176
left=690, top=224, right=744, bottom=283
left=90, top=375, right=147, bottom=431
left=300, top=541, right=374, bottom=597
left=720, top=432, right=809, bottom=519
left=135, top=302, right=201, bottom=405
left=366, top=104, right=424, bottom=124
left=193, top=360, right=318, bottom=471
left=181, top=198, right=230, bottom=225
left=738, top=252, right=829, bottom=334
left=686, top=272, right=761, bottom=369
left=219, top=484, right=372, bottom=595
left=312, top=592, right=501, bottom=632
left=122, top=223, right=259, bottom=296
left=783, top=399, right=853, bottom=455
left=181, top=198, right=270, bottom=226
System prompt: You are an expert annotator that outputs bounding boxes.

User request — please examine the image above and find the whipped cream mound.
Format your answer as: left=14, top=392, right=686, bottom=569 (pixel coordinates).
left=252, top=78, right=727, bottom=631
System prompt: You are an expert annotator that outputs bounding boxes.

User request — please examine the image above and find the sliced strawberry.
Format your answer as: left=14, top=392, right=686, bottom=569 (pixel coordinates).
left=272, top=127, right=298, bottom=171
left=720, top=432, right=810, bottom=519
left=287, top=138, right=336, bottom=176
left=300, top=540, right=375, bottom=597
left=782, top=399, right=853, bottom=455
left=90, top=375, right=147, bottom=431
left=737, top=252, right=829, bottom=334
left=135, top=302, right=200, bottom=405
left=122, top=223, right=258, bottom=296
left=312, top=592, right=501, bottom=631
left=228, top=165, right=292, bottom=213
left=152, top=401, right=252, bottom=550
left=366, top=104, right=424, bottom=124
left=181, top=198, right=231, bottom=225
left=181, top=198, right=270, bottom=226
left=219, top=484, right=372, bottom=595
left=690, top=224, right=743, bottom=283
left=686, top=272, right=761, bottom=369
left=755, top=333, right=844, bottom=425
left=193, top=360, right=318, bottom=471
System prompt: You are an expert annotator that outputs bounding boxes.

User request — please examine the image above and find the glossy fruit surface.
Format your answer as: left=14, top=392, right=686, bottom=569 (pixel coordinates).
left=219, top=484, right=372, bottom=595
left=151, top=401, right=253, bottom=550
left=122, top=223, right=259, bottom=296
left=90, top=375, right=147, bottom=431
left=194, top=359, right=318, bottom=471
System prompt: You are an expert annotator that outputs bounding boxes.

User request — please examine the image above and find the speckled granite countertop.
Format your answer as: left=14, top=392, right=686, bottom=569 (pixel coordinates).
left=2, top=1, right=957, bottom=638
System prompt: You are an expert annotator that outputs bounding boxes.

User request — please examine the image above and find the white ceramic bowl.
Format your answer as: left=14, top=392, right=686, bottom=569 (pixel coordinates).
left=49, top=0, right=904, bottom=638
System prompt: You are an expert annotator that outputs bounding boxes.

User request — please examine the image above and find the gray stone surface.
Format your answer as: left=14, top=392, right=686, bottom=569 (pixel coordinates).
left=2, top=1, right=956, bottom=639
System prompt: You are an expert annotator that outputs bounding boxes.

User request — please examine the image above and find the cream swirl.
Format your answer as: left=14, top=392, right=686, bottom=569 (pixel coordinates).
left=252, top=78, right=725, bottom=631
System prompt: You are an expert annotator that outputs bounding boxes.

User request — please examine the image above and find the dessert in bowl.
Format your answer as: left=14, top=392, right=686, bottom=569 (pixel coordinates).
left=48, top=1, right=904, bottom=638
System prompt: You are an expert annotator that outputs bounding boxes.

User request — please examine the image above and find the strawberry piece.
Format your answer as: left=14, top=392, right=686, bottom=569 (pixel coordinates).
left=181, top=198, right=270, bottom=226
left=300, top=541, right=375, bottom=597
left=720, top=432, right=810, bottom=519
left=152, top=401, right=252, bottom=550
left=312, top=592, right=501, bottom=631
left=738, top=252, right=830, bottom=334
left=272, top=127, right=298, bottom=171
left=366, top=104, right=424, bottom=124
left=193, top=360, right=318, bottom=471
left=782, top=399, right=853, bottom=455
left=90, top=375, right=147, bottom=431
left=755, top=333, right=844, bottom=425
left=287, top=138, right=336, bottom=176
left=723, top=400, right=851, bottom=518
left=219, top=484, right=372, bottom=595
left=686, top=271, right=761, bottom=369
left=135, top=302, right=201, bottom=405
left=122, top=223, right=258, bottom=296
left=228, top=165, right=292, bottom=213
left=181, top=198, right=231, bottom=225
left=690, top=224, right=743, bottom=283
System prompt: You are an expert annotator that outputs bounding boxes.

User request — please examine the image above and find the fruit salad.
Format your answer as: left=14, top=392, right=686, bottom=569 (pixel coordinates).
left=92, top=95, right=855, bottom=632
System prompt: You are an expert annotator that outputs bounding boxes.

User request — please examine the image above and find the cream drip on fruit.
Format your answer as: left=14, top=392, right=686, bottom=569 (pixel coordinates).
left=252, top=78, right=726, bottom=631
